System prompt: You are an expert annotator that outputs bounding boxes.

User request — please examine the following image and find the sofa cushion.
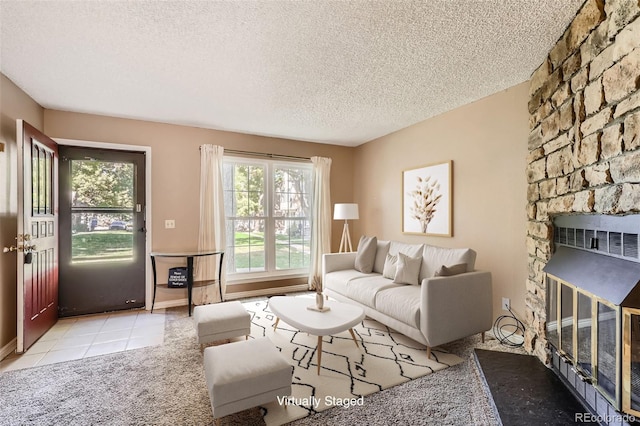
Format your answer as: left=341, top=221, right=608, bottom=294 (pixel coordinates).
left=372, top=240, right=391, bottom=274
left=342, top=275, right=402, bottom=308
left=324, top=270, right=376, bottom=296
left=355, top=235, right=377, bottom=273
left=419, top=245, right=477, bottom=281
left=393, top=253, right=422, bottom=285
left=389, top=241, right=424, bottom=258
left=382, top=253, right=398, bottom=279
left=435, top=263, right=468, bottom=276
left=374, top=285, right=421, bottom=329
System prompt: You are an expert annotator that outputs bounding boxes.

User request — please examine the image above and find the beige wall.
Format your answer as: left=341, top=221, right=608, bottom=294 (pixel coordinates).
left=0, top=74, right=45, bottom=351
left=0, top=71, right=529, bottom=352
left=43, top=110, right=355, bottom=300
left=353, top=82, right=530, bottom=321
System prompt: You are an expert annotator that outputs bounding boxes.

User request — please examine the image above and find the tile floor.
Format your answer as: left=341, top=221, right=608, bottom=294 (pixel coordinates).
left=0, top=308, right=166, bottom=373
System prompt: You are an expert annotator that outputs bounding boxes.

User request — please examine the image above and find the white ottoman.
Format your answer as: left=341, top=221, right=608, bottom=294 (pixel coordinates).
left=193, top=301, right=251, bottom=345
left=203, top=337, right=292, bottom=422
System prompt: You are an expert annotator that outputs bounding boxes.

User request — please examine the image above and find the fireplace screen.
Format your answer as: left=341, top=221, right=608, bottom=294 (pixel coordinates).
left=546, top=274, right=622, bottom=409
left=545, top=214, right=640, bottom=419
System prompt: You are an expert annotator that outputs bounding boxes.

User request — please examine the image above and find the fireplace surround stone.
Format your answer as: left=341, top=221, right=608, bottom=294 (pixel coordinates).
left=526, top=0, right=640, bottom=366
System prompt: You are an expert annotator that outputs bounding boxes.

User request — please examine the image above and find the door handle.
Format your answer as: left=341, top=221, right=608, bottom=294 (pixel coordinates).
left=138, top=227, right=146, bottom=233
left=3, top=243, right=36, bottom=253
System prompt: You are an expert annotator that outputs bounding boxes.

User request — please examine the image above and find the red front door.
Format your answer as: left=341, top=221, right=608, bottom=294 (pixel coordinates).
left=16, top=120, right=59, bottom=353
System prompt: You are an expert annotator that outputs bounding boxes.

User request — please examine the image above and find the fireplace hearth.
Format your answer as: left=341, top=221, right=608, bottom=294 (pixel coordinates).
left=545, top=215, right=640, bottom=425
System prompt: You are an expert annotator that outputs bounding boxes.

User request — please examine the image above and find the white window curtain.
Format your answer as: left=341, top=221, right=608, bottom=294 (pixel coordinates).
left=196, top=144, right=226, bottom=304
left=309, top=156, right=332, bottom=291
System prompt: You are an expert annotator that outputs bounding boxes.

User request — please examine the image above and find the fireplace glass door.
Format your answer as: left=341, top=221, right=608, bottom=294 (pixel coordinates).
left=577, top=291, right=593, bottom=375
left=561, top=283, right=574, bottom=359
left=597, top=301, right=619, bottom=404
left=547, top=276, right=559, bottom=349
left=623, top=308, right=640, bottom=416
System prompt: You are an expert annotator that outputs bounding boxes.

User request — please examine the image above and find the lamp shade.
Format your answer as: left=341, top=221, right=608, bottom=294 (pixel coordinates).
left=334, top=203, right=359, bottom=220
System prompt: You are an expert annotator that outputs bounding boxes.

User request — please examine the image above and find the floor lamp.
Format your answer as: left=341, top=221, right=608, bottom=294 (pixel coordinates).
left=334, top=203, right=359, bottom=253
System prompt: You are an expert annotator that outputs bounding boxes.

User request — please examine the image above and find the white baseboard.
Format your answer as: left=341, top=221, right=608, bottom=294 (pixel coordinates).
left=224, top=284, right=309, bottom=300
left=0, top=338, right=17, bottom=361
left=146, top=284, right=309, bottom=310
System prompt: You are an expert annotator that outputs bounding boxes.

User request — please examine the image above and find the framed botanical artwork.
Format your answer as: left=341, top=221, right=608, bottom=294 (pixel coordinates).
left=402, top=160, right=453, bottom=237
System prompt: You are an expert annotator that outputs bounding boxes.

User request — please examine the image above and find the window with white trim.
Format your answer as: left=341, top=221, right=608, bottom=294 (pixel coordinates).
left=223, top=157, right=312, bottom=279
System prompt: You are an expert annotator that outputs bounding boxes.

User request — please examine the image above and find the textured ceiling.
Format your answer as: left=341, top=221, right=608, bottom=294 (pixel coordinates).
left=0, top=0, right=585, bottom=147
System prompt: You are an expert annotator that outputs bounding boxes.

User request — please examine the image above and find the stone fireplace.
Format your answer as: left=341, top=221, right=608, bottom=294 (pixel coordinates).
left=526, top=0, right=640, bottom=367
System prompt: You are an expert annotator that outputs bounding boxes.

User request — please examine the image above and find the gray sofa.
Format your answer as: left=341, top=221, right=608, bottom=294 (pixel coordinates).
left=322, top=240, right=493, bottom=357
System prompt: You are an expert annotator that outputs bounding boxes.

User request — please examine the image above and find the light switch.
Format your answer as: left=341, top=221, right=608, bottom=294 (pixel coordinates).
left=165, top=219, right=175, bottom=229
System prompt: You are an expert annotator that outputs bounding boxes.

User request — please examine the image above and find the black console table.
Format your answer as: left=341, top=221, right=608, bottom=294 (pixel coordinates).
left=150, top=250, right=224, bottom=316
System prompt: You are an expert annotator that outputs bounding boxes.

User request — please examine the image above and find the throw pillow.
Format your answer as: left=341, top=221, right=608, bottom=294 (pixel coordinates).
left=393, top=252, right=423, bottom=285
left=382, top=253, right=398, bottom=279
left=354, top=235, right=377, bottom=273
left=435, top=263, right=468, bottom=277
left=373, top=240, right=391, bottom=274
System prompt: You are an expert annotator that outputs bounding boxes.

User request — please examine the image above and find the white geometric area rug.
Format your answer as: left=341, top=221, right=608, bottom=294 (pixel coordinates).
left=242, top=299, right=463, bottom=425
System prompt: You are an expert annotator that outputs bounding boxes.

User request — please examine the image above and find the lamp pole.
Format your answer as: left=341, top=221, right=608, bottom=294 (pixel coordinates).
left=339, top=219, right=353, bottom=253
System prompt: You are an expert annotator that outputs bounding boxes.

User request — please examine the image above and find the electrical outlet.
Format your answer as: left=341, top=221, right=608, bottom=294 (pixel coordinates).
left=502, top=297, right=510, bottom=311
left=165, top=219, right=175, bottom=229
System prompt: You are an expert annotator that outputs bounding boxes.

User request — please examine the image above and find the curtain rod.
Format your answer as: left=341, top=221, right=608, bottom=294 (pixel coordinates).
left=200, top=146, right=311, bottom=161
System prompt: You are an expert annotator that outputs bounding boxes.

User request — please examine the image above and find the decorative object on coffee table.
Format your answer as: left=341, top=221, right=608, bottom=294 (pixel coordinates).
left=402, top=160, right=453, bottom=237
left=334, top=203, right=359, bottom=252
left=308, top=292, right=330, bottom=312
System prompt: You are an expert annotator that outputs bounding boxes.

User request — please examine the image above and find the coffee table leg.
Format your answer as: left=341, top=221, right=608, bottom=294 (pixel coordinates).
left=348, top=328, right=359, bottom=348
left=273, top=317, right=280, bottom=330
left=317, top=336, right=322, bottom=375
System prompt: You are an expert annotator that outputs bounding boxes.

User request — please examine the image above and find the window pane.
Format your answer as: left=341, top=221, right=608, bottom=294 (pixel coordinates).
left=274, top=166, right=311, bottom=218
left=228, top=219, right=265, bottom=272
left=233, top=164, right=264, bottom=217
left=71, top=160, right=134, bottom=208
left=45, top=151, right=52, bottom=214
left=39, top=150, right=46, bottom=214
left=32, top=144, right=39, bottom=215
left=275, top=219, right=311, bottom=270
left=71, top=212, right=133, bottom=263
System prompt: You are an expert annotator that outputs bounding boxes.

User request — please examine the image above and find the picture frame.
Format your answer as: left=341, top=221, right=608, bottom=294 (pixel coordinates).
left=402, top=160, right=453, bottom=237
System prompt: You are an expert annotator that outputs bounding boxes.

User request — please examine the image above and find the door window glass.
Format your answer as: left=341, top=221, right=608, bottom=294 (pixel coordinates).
left=31, top=142, right=53, bottom=216
left=70, top=159, right=135, bottom=263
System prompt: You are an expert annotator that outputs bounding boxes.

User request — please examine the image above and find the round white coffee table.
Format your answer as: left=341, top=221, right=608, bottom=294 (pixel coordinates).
left=268, top=295, right=365, bottom=375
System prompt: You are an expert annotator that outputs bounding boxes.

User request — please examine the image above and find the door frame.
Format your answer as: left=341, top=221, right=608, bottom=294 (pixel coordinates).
left=55, top=138, right=153, bottom=310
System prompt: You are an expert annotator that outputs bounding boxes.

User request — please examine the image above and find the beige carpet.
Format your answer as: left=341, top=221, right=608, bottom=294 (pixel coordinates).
left=241, top=299, right=463, bottom=425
